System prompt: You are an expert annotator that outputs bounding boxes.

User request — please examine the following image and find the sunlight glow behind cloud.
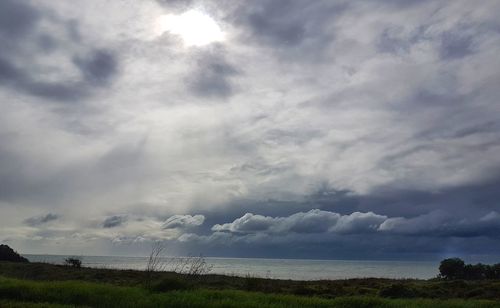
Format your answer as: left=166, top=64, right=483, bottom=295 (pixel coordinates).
left=155, top=10, right=225, bottom=46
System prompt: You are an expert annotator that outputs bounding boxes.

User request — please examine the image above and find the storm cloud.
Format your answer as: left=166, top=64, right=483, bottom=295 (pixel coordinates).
left=102, top=215, right=128, bottom=228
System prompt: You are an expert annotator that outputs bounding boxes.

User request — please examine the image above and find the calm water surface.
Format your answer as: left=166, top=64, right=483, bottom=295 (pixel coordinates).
left=25, top=254, right=439, bottom=280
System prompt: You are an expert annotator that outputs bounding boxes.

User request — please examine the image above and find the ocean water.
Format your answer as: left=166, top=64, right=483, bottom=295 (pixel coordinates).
left=24, top=254, right=439, bottom=280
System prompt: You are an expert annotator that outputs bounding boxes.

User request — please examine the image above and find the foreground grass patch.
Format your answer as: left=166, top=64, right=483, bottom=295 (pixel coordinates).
left=0, top=276, right=499, bottom=308
left=0, top=300, right=73, bottom=308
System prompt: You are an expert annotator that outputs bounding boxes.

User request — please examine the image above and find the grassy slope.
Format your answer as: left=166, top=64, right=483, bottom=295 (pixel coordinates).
left=0, top=276, right=499, bottom=308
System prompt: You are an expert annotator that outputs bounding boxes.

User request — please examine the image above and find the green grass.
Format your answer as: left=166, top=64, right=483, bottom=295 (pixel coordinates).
left=0, top=300, right=73, bottom=307
left=0, top=276, right=499, bottom=308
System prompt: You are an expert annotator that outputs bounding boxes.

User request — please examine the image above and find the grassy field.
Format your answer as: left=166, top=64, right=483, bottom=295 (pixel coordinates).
left=1, top=261, right=500, bottom=307
left=1, top=276, right=499, bottom=308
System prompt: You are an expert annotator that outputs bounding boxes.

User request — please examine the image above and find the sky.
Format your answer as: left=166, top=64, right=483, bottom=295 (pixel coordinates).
left=1, top=0, right=500, bottom=260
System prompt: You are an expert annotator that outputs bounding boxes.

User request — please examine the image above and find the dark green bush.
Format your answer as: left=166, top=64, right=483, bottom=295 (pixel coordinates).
left=439, top=258, right=500, bottom=280
left=244, top=277, right=263, bottom=291
left=464, top=264, right=488, bottom=280
left=63, top=258, right=82, bottom=268
left=379, top=284, right=417, bottom=298
left=149, top=277, right=192, bottom=292
left=291, top=284, right=316, bottom=296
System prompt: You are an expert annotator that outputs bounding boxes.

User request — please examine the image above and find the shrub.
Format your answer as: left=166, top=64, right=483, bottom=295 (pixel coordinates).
left=291, top=284, right=316, bottom=296
left=170, top=254, right=213, bottom=277
left=149, top=277, right=192, bottom=292
left=486, top=263, right=500, bottom=279
left=244, top=276, right=264, bottom=291
left=379, top=284, right=417, bottom=298
left=64, top=257, right=82, bottom=268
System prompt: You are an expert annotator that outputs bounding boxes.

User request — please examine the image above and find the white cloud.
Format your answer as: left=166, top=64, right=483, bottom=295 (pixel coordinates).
left=212, top=209, right=386, bottom=235
left=163, top=214, right=205, bottom=229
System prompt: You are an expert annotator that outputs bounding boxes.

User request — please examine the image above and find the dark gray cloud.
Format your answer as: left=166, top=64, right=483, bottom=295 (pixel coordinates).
left=439, top=30, right=475, bottom=60
left=308, top=175, right=500, bottom=219
left=187, top=52, right=238, bottom=99
left=0, top=56, right=22, bottom=83
left=0, top=0, right=118, bottom=103
left=0, top=0, right=40, bottom=38
left=230, top=0, right=344, bottom=47
left=227, top=0, right=347, bottom=61
left=244, top=0, right=306, bottom=47
left=73, top=50, right=118, bottom=86
left=24, top=213, right=59, bottom=227
left=0, top=54, right=85, bottom=102
left=374, top=8, right=498, bottom=63
left=380, top=210, right=500, bottom=238
left=103, top=215, right=128, bottom=228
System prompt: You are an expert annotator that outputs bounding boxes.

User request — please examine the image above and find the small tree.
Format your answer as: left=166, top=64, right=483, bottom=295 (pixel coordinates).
left=439, top=258, right=465, bottom=280
left=464, top=263, right=488, bottom=280
left=491, top=264, right=500, bottom=279
left=64, top=257, right=82, bottom=268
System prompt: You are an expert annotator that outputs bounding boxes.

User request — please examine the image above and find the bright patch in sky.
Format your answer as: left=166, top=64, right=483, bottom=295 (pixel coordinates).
left=155, top=10, right=225, bottom=46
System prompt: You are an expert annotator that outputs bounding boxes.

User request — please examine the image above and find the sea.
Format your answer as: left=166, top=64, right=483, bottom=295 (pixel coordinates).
left=24, top=254, right=442, bottom=280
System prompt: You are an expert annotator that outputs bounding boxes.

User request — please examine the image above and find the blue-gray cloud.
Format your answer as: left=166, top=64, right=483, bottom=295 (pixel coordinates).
left=23, top=213, right=59, bottom=227
left=102, top=215, right=128, bottom=228
left=187, top=51, right=238, bottom=99
left=73, top=49, right=118, bottom=86
left=0, top=0, right=118, bottom=103
left=0, top=0, right=40, bottom=38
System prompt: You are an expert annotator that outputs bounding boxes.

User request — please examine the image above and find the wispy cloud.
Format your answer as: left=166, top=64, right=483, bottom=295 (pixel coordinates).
left=23, top=213, right=59, bottom=227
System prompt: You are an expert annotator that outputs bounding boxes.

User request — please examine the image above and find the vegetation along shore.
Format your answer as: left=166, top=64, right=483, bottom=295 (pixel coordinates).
left=0, top=245, right=499, bottom=307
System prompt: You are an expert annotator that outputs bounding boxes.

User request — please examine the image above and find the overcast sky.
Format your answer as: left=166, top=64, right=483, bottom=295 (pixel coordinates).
left=1, top=0, right=500, bottom=259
